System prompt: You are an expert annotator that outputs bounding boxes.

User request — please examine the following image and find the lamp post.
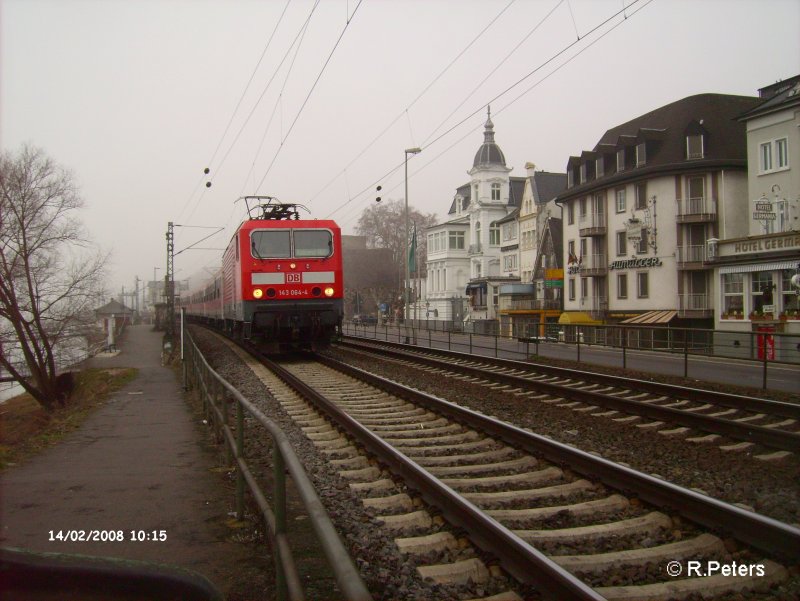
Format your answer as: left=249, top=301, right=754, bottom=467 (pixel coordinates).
left=404, top=147, right=421, bottom=323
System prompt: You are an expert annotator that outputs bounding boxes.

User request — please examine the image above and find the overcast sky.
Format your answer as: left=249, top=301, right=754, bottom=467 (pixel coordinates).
left=2, top=0, right=799, bottom=298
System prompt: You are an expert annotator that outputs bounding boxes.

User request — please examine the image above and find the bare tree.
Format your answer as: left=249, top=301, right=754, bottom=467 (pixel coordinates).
left=0, top=145, right=108, bottom=411
left=355, top=198, right=437, bottom=278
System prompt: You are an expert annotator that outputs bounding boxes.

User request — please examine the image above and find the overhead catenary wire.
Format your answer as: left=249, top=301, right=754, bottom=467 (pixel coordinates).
left=306, top=0, right=518, bottom=208
left=176, top=0, right=292, bottom=224
left=254, top=0, right=365, bottom=193
left=325, top=0, right=648, bottom=225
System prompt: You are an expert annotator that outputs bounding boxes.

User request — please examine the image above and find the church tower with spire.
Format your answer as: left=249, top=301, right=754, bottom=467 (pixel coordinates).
left=467, top=107, right=514, bottom=284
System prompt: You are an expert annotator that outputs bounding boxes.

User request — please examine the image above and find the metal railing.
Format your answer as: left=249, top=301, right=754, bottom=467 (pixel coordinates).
left=675, top=244, right=706, bottom=264
left=680, top=196, right=717, bottom=216
left=182, top=326, right=372, bottom=601
left=678, top=293, right=710, bottom=312
left=344, top=321, right=800, bottom=391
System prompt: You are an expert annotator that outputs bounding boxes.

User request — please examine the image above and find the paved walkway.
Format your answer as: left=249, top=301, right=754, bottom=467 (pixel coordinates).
left=0, top=325, right=256, bottom=597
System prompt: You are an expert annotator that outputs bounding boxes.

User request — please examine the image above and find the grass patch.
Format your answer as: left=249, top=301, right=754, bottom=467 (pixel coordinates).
left=0, top=367, right=138, bottom=469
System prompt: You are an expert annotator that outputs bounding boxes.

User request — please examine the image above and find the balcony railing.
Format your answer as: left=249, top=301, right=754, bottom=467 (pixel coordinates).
left=678, top=293, right=710, bottom=314
left=500, top=298, right=561, bottom=311
left=578, top=212, right=606, bottom=236
left=678, top=196, right=717, bottom=220
left=583, top=253, right=607, bottom=275
left=675, top=244, right=706, bottom=265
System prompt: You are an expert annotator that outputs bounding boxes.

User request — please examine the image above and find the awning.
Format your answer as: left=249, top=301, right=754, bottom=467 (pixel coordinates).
left=719, top=260, right=798, bottom=274
left=621, top=310, right=677, bottom=325
left=465, top=282, right=487, bottom=294
left=558, top=311, right=601, bottom=325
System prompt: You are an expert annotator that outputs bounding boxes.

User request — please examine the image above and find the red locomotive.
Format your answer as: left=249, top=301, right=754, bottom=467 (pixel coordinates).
left=183, top=197, right=343, bottom=351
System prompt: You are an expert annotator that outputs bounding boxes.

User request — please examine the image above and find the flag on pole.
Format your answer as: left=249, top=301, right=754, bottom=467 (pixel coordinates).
left=408, top=224, right=417, bottom=273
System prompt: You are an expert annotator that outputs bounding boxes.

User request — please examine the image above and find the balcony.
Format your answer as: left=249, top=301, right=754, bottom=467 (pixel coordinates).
left=500, top=298, right=561, bottom=311
left=677, top=196, right=717, bottom=223
left=590, top=297, right=608, bottom=320
left=675, top=244, right=707, bottom=269
left=578, top=212, right=607, bottom=237
left=468, top=243, right=483, bottom=255
left=678, top=293, right=712, bottom=318
left=582, top=253, right=607, bottom=276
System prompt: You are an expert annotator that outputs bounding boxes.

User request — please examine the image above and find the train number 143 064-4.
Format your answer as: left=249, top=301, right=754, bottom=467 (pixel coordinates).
left=277, top=289, right=307, bottom=297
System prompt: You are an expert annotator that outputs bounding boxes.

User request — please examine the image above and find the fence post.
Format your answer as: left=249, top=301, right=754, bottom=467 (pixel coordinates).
left=762, top=339, right=769, bottom=390
left=684, top=335, right=689, bottom=378
left=470, top=333, right=473, bottom=355
left=495, top=332, right=498, bottom=358
left=274, top=447, right=288, bottom=601
left=622, top=326, right=627, bottom=369
left=577, top=327, right=581, bottom=363
left=236, top=401, right=245, bottom=520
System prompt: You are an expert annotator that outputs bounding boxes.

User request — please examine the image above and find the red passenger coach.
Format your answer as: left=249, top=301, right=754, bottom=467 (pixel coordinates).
left=187, top=198, right=343, bottom=351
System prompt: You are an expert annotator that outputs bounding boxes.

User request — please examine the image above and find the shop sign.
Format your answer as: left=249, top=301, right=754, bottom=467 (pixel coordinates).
left=753, top=200, right=776, bottom=221
left=609, top=257, right=663, bottom=270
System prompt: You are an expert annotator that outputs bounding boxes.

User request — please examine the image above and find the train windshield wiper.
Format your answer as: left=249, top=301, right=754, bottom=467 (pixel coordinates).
left=252, top=241, right=264, bottom=260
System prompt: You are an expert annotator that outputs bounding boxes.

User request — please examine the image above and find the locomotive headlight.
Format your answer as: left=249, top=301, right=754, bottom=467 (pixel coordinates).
left=253, top=288, right=264, bottom=299
left=290, top=263, right=296, bottom=269
left=324, top=287, right=335, bottom=297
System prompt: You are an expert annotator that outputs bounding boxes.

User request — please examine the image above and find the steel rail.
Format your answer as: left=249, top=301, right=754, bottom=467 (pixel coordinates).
left=313, top=353, right=800, bottom=562
left=340, top=339, right=800, bottom=452
left=341, top=337, right=800, bottom=420
left=262, top=356, right=605, bottom=601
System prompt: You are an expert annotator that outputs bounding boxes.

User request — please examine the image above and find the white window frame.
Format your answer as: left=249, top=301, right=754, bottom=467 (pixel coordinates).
left=635, top=142, right=646, bottom=167
left=760, top=141, right=773, bottom=173
left=491, top=182, right=501, bottom=201
left=616, top=231, right=627, bottom=256
left=489, top=223, right=500, bottom=246
left=686, top=134, right=704, bottom=159
left=596, top=156, right=604, bottom=177
left=617, top=273, right=628, bottom=299
left=615, top=188, right=626, bottom=213
left=776, top=137, right=789, bottom=169
left=637, top=271, right=649, bottom=298
left=616, top=148, right=625, bottom=172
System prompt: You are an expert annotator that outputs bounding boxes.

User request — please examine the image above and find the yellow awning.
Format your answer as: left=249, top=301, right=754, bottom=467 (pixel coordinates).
left=621, top=310, right=677, bottom=325
left=558, top=311, right=601, bottom=325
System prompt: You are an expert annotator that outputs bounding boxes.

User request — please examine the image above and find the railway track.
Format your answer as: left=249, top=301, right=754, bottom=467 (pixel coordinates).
left=336, top=337, right=800, bottom=459
left=211, top=332, right=799, bottom=601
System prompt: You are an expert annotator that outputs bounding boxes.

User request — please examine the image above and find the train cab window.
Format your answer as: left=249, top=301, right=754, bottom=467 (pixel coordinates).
left=294, top=230, right=333, bottom=258
left=251, top=230, right=291, bottom=258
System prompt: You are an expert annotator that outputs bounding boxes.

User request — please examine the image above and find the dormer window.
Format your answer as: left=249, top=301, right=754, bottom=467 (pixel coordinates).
left=635, top=142, right=646, bottom=167
left=580, top=163, right=587, bottom=184
left=686, top=134, right=704, bottom=159
left=568, top=170, right=574, bottom=188
left=616, top=148, right=625, bottom=172
left=596, top=156, right=604, bottom=177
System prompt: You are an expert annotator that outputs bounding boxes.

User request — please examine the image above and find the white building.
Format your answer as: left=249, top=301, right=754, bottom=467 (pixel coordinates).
left=556, top=93, right=761, bottom=329
left=424, top=110, right=525, bottom=328
left=709, top=76, right=800, bottom=343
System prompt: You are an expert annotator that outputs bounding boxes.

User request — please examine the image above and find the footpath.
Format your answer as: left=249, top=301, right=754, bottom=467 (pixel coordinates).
left=0, top=324, right=258, bottom=598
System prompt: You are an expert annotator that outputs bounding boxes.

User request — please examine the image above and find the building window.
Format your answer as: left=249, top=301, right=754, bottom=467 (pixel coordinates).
left=580, top=277, right=588, bottom=299
left=567, top=202, right=574, bottom=225
left=569, top=278, right=575, bottom=301
left=760, top=142, right=773, bottom=172
left=616, top=188, right=626, bottom=213
left=568, top=170, right=574, bottom=188
left=489, top=223, right=500, bottom=246
left=637, top=272, right=649, bottom=298
left=635, top=182, right=647, bottom=210
left=776, top=137, right=789, bottom=169
left=568, top=239, right=575, bottom=259
left=616, top=148, right=625, bottom=172
left=475, top=221, right=481, bottom=244
left=579, top=238, right=587, bottom=262
left=636, top=142, right=646, bottom=167
left=449, top=231, right=465, bottom=250
left=782, top=270, right=799, bottom=312
left=722, top=273, right=744, bottom=316
left=474, top=184, right=479, bottom=200
left=617, top=273, right=628, bottom=299
left=580, top=163, right=587, bottom=184
left=491, top=182, right=501, bottom=200
left=751, top=272, right=774, bottom=313
left=596, top=156, right=604, bottom=177
left=616, top=231, right=627, bottom=256
left=636, top=229, right=649, bottom=254
left=686, top=134, right=704, bottom=159
left=579, top=197, right=587, bottom=218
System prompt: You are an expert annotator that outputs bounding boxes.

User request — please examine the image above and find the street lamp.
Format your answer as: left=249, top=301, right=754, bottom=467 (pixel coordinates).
left=404, top=147, right=421, bottom=323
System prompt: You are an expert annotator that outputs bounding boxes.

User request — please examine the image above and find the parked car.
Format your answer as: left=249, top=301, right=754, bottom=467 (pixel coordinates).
left=352, top=314, right=378, bottom=326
